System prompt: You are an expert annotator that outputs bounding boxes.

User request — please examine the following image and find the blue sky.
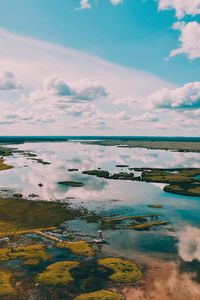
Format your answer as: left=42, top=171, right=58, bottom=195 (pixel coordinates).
left=0, top=0, right=199, bottom=135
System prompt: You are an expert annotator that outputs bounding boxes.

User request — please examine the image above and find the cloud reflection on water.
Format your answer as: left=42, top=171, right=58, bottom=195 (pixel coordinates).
left=178, top=226, right=200, bottom=262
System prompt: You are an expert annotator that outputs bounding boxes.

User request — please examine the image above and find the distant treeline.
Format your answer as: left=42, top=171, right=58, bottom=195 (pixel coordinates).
left=0, top=136, right=200, bottom=144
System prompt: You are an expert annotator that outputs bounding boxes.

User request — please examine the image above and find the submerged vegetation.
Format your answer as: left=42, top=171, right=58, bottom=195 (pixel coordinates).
left=58, top=181, right=85, bottom=187
left=0, top=146, right=14, bottom=157
left=101, top=214, right=168, bottom=231
left=148, top=204, right=163, bottom=208
left=127, top=221, right=169, bottom=230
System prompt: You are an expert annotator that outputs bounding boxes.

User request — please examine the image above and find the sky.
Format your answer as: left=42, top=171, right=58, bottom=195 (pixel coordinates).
left=0, top=0, right=199, bottom=136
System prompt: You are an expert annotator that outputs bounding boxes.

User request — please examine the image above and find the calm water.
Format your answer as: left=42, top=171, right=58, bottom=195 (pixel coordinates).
left=1, top=141, right=200, bottom=263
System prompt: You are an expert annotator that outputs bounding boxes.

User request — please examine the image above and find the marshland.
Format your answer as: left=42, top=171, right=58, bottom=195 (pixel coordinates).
left=0, top=137, right=200, bottom=300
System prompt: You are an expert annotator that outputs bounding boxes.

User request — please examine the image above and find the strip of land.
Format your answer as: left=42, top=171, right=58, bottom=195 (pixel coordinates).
left=82, top=168, right=200, bottom=197
left=82, top=139, right=200, bottom=153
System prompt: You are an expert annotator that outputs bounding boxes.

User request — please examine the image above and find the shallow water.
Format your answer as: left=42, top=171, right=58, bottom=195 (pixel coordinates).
left=1, top=141, right=200, bottom=266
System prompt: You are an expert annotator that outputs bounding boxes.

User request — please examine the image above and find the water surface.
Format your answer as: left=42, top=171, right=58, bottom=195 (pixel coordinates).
left=1, top=141, right=200, bottom=264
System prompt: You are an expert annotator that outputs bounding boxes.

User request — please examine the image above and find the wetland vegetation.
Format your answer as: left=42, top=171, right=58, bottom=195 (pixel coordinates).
left=82, top=139, right=200, bottom=153
left=82, top=167, right=200, bottom=197
left=0, top=139, right=200, bottom=299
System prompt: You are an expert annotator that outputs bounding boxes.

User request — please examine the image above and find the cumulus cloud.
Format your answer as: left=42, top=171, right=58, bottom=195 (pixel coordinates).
left=175, top=112, right=200, bottom=128
left=116, top=111, right=159, bottom=123
left=178, top=226, right=200, bottom=262
left=116, top=111, right=131, bottom=121
left=148, top=81, right=200, bottom=109
left=114, top=96, right=138, bottom=106
left=26, top=75, right=109, bottom=111
left=78, top=0, right=123, bottom=9
left=158, top=0, right=200, bottom=19
left=0, top=71, right=23, bottom=90
left=136, top=112, right=159, bottom=122
left=30, top=75, right=109, bottom=104
left=43, top=75, right=74, bottom=96
left=110, top=0, right=123, bottom=5
left=78, top=0, right=91, bottom=10
left=169, top=21, right=200, bottom=60
left=79, top=106, right=112, bottom=129
left=0, top=101, right=57, bottom=125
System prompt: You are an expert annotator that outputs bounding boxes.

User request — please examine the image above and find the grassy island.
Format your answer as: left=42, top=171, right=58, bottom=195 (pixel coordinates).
left=75, top=290, right=125, bottom=300
left=98, top=258, right=142, bottom=284
left=37, top=261, right=80, bottom=285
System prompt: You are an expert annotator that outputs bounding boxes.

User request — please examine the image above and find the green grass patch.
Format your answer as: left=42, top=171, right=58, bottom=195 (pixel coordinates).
left=127, top=221, right=169, bottom=230
left=98, top=258, right=142, bottom=284
left=0, top=158, right=13, bottom=171
left=75, top=290, right=125, bottom=300
left=56, top=241, right=95, bottom=256
left=0, top=197, right=98, bottom=236
left=0, top=270, right=15, bottom=296
left=0, top=244, right=51, bottom=263
left=37, top=261, right=80, bottom=285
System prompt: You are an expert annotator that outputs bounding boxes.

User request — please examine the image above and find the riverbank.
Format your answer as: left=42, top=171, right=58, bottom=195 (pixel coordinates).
left=81, top=139, right=200, bottom=153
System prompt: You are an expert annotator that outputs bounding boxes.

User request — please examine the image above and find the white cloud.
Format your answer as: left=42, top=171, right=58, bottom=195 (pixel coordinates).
left=78, top=0, right=123, bottom=9
left=116, top=111, right=131, bottom=121
left=0, top=29, right=173, bottom=98
left=136, top=112, right=159, bottom=122
left=0, top=29, right=175, bottom=135
left=78, top=0, right=91, bottom=10
left=158, top=0, right=200, bottom=19
left=0, top=71, right=23, bottom=90
left=116, top=111, right=159, bottom=123
left=178, top=226, right=200, bottom=262
left=110, top=0, right=123, bottom=5
left=169, top=21, right=200, bottom=60
left=148, top=81, right=200, bottom=109
left=0, top=100, right=58, bottom=125
left=114, top=96, right=138, bottom=106
left=43, top=75, right=108, bottom=102
left=24, top=76, right=109, bottom=122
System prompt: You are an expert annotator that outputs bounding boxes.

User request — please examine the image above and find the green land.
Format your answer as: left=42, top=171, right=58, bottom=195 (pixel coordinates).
left=82, top=168, right=200, bottom=197
left=82, top=139, right=200, bottom=153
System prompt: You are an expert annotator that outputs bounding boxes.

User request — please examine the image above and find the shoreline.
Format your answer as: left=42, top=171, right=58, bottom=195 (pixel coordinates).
left=81, top=139, right=200, bottom=153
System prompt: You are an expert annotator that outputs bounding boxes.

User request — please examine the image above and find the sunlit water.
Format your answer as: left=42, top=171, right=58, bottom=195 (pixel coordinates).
left=1, top=141, right=200, bottom=266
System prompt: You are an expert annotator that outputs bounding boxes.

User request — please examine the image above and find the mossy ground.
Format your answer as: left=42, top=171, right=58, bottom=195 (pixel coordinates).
left=0, top=270, right=15, bottom=296
left=37, top=261, right=80, bottom=285
left=75, top=290, right=125, bottom=300
left=164, top=183, right=200, bottom=197
left=0, top=244, right=50, bottom=264
left=56, top=241, right=95, bottom=256
left=0, top=158, right=13, bottom=171
left=98, top=258, right=142, bottom=284
left=0, top=197, right=99, bottom=237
